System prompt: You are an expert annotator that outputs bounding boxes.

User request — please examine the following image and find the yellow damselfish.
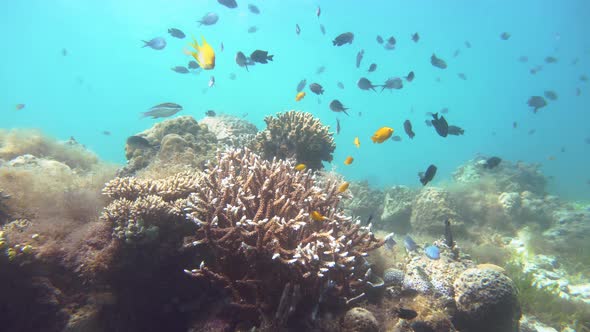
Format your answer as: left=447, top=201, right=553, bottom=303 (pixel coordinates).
left=338, top=182, right=350, bottom=193
left=371, top=126, right=394, bottom=143
left=187, top=36, right=216, bottom=70
left=311, top=210, right=326, bottom=221
left=354, top=136, right=360, bottom=148
left=294, top=163, right=307, bottom=171
left=295, top=91, right=306, bottom=101
left=344, top=156, right=354, bottom=165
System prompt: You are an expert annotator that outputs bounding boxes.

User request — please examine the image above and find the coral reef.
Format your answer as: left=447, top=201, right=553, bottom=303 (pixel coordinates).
left=453, top=267, right=521, bottom=332
left=183, top=148, right=383, bottom=328
left=199, top=114, right=258, bottom=149
left=379, top=185, right=416, bottom=233
left=0, top=187, right=9, bottom=224
left=341, top=180, right=384, bottom=225
left=118, top=115, right=218, bottom=177
left=452, top=156, right=546, bottom=195
left=410, top=187, right=465, bottom=236
left=251, top=111, right=335, bottom=170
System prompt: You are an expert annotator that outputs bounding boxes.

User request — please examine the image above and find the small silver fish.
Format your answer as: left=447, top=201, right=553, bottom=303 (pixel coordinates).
left=209, top=76, right=216, bottom=88
left=142, top=103, right=182, bottom=119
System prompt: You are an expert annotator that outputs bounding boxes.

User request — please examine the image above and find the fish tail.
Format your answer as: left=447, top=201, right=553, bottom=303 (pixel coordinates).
left=141, top=40, right=149, bottom=47
left=267, top=55, right=274, bottom=61
left=140, top=112, right=150, bottom=119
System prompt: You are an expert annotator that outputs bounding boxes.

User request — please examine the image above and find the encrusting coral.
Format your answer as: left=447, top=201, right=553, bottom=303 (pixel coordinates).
left=183, top=148, right=383, bottom=328
left=251, top=110, right=335, bottom=170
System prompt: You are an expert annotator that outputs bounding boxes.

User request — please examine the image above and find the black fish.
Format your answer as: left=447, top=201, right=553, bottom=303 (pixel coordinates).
left=381, top=77, right=403, bottom=92
left=376, top=35, right=384, bottom=44
left=101, top=130, right=111, bottom=136
left=512, top=121, right=518, bottom=129
left=357, top=77, right=379, bottom=92
left=453, top=49, right=461, bottom=57
left=205, top=110, right=216, bottom=117
left=236, top=51, right=249, bottom=70
left=500, top=32, right=511, bottom=40
left=126, top=135, right=151, bottom=149
left=336, top=119, right=341, bottom=134
left=396, top=307, right=418, bottom=320
left=171, top=66, right=189, bottom=74
left=447, top=125, right=464, bottom=136
left=544, top=90, right=558, bottom=100
left=412, top=32, right=420, bottom=42
left=440, top=107, right=449, bottom=114
left=444, top=219, right=454, bottom=248
left=367, top=63, right=377, bottom=72
left=250, top=50, right=274, bottom=64
left=356, top=49, right=364, bottom=68
left=465, top=41, right=472, bottom=48
left=419, top=165, right=437, bottom=186
left=329, top=100, right=348, bottom=115
left=483, top=157, right=501, bottom=169
left=333, top=32, right=354, bottom=46
left=316, top=66, right=326, bottom=74
left=527, top=96, right=547, bottom=113
left=431, top=54, right=447, bottom=69
left=309, top=83, right=324, bottom=95
left=248, top=4, right=260, bottom=14
left=320, top=24, right=326, bottom=35
left=545, top=56, right=558, bottom=63
left=296, top=79, right=307, bottom=92
left=168, top=28, right=186, bottom=39
left=391, top=135, right=402, bottom=141
left=337, top=82, right=344, bottom=89
left=403, top=120, right=415, bottom=139
left=387, top=36, right=396, bottom=46
left=366, top=214, right=374, bottom=225
left=458, top=73, right=467, bottom=80
left=296, top=24, right=301, bottom=35
left=406, top=71, right=415, bottom=82
left=247, top=26, right=258, bottom=33
left=431, top=113, right=448, bottom=137
left=188, top=61, right=199, bottom=69
left=424, top=120, right=432, bottom=127
left=218, top=0, right=237, bottom=8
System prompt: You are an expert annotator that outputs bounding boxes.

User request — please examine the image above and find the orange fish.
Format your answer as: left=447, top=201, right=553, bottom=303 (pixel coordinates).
left=15, top=104, right=25, bottom=110
left=338, top=182, right=350, bottom=193
left=295, top=91, right=306, bottom=101
left=354, top=136, right=360, bottom=148
left=294, top=163, right=307, bottom=171
left=371, top=126, right=394, bottom=143
left=344, top=156, right=354, bottom=165
left=311, top=210, right=326, bottom=221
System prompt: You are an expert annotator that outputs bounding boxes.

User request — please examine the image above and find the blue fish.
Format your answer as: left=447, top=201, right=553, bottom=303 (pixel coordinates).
left=425, top=245, right=440, bottom=260
left=403, top=235, right=418, bottom=251
left=142, top=37, right=166, bottom=50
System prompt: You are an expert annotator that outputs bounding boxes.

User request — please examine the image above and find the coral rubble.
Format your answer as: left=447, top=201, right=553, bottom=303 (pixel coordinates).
left=183, top=148, right=383, bottom=327
left=251, top=110, right=335, bottom=170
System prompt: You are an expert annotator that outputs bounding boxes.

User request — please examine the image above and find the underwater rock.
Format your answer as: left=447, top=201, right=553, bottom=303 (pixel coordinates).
left=410, top=187, right=465, bottom=236
left=341, top=307, right=379, bottom=332
left=250, top=110, right=335, bottom=170
left=498, top=192, right=521, bottom=216
left=380, top=185, right=416, bottom=233
left=519, top=315, right=559, bottom=332
left=199, top=114, right=258, bottom=148
left=118, top=116, right=218, bottom=177
left=342, top=180, right=384, bottom=225
left=453, top=157, right=547, bottom=195
left=384, top=268, right=405, bottom=287
left=453, top=268, right=521, bottom=332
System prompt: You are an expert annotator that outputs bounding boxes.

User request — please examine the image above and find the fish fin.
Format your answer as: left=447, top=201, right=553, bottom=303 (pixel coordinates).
left=267, top=55, right=274, bottom=61
left=342, top=109, right=349, bottom=116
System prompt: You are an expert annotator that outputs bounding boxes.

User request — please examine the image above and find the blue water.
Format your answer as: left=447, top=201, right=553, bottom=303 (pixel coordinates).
left=1, top=0, right=589, bottom=199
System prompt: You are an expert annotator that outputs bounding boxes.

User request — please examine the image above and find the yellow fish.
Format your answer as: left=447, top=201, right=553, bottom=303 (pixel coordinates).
left=354, top=136, right=360, bottom=148
left=294, top=163, right=307, bottom=171
left=338, top=182, right=350, bottom=193
left=371, top=126, right=394, bottom=143
left=344, top=156, right=354, bottom=165
left=311, top=210, right=326, bottom=221
left=295, top=91, right=306, bottom=101
left=186, top=36, right=216, bottom=69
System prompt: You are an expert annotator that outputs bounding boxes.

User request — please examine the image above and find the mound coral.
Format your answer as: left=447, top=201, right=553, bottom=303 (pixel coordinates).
left=183, top=148, right=383, bottom=328
left=118, top=116, right=218, bottom=178
left=251, top=110, right=335, bottom=170
left=200, top=114, right=258, bottom=148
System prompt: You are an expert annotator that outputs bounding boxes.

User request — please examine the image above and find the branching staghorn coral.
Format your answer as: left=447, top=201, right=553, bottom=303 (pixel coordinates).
left=101, top=171, right=201, bottom=244
left=183, top=148, right=383, bottom=327
left=251, top=110, right=335, bottom=170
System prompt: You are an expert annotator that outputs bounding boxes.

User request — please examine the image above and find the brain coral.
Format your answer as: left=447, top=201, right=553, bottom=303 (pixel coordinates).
left=251, top=110, right=335, bottom=169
